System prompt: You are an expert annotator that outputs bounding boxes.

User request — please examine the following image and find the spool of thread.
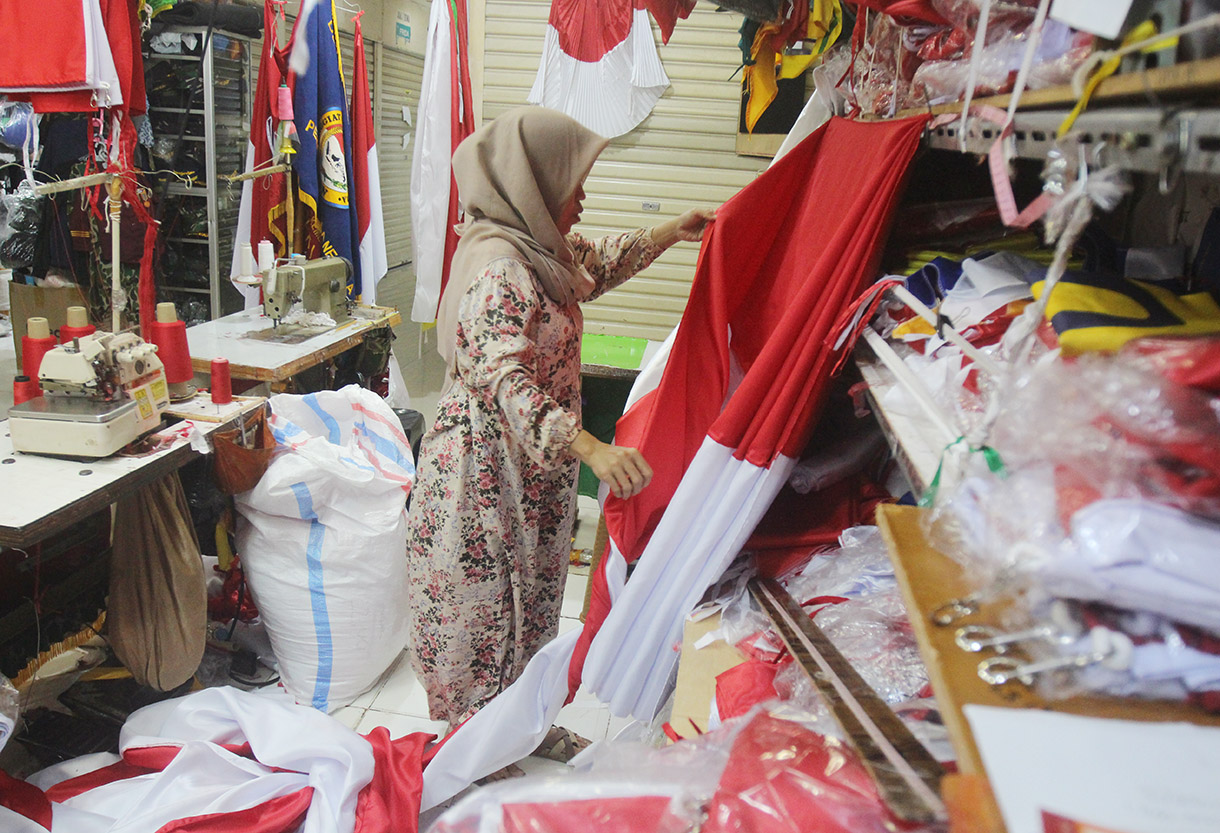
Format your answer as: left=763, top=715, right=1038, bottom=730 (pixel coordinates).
left=12, top=375, right=40, bottom=405
left=21, top=317, right=57, bottom=379
left=210, top=358, right=233, bottom=405
left=277, top=84, right=294, bottom=120
left=149, top=302, right=193, bottom=385
left=59, top=306, right=96, bottom=343
left=258, top=239, right=275, bottom=273
left=239, top=243, right=255, bottom=277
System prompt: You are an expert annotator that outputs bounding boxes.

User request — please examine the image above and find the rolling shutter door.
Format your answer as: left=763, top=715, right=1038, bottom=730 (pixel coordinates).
left=481, top=0, right=767, bottom=340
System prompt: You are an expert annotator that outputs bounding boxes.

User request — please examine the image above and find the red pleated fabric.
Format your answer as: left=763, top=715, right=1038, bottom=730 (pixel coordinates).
left=573, top=116, right=926, bottom=698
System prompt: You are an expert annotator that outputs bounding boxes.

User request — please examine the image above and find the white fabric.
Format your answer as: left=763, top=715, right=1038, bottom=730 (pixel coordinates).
left=288, top=0, right=321, bottom=76
left=939, top=251, right=1038, bottom=328
left=358, top=139, right=389, bottom=305
left=5, top=687, right=374, bottom=833
left=420, top=629, right=580, bottom=809
left=420, top=439, right=795, bottom=809
left=527, top=10, right=670, bottom=139
left=1046, top=498, right=1220, bottom=632
left=230, top=139, right=263, bottom=310
left=409, top=0, right=454, bottom=323
left=586, top=441, right=796, bottom=718
left=235, top=387, right=414, bottom=713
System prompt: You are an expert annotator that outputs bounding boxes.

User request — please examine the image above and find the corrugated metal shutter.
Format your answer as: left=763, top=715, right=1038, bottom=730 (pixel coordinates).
left=379, top=46, right=425, bottom=270
left=482, top=0, right=767, bottom=340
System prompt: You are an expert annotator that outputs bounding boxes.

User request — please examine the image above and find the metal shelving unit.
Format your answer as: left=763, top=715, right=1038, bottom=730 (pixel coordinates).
left=145, top=27, right=251, bottom=320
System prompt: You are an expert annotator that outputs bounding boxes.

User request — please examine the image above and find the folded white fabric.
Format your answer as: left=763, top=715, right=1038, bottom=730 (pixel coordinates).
left=939, top=251, right=1039, bottom=329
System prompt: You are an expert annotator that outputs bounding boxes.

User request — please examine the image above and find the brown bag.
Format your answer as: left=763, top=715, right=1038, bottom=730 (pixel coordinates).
left=108, top=472, right=206, bottom=691
left=213, top=409, right=276, bottom=495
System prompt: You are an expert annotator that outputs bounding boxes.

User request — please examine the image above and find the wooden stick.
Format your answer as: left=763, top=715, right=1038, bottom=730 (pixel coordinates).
left=108, top=177, right=124, bottom=333
left=33, top=172, right=114, bottom=196
left=222, top=163, right=290, bottom=183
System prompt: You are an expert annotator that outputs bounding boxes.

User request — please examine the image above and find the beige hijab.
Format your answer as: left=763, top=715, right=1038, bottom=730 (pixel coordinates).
left=437, top=106, right=609, bottom=368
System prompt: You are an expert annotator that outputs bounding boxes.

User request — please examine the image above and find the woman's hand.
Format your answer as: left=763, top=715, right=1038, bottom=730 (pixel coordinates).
left=570, top=430, right=653, bottom=500
left=651, top=208, right=717, bottom=248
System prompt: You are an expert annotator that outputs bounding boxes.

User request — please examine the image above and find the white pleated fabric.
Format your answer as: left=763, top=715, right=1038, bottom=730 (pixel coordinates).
left=408, top=0, right=455, bottom=323
left=527, top=9, right=670, bottom=139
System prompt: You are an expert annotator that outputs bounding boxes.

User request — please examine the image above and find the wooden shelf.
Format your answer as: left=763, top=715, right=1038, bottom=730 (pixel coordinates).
left=876, top=504, right=1220, bottom=782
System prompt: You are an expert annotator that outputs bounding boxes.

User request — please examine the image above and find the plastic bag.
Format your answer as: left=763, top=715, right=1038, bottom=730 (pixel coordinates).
left=0, top=183, right=46, bottom=269
left=235, top=385, right=415, bottom=712
left=783, top=525, right=895, bottom=604
left=703, top=709, right=929, bottom=833
left=429, top=724, right=735, bottom=833
left=912, top=19, right=1092, bottom=106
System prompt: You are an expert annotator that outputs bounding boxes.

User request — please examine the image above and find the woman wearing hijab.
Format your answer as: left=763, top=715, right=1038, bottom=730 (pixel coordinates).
left=405, top=106, right=715, bottom=739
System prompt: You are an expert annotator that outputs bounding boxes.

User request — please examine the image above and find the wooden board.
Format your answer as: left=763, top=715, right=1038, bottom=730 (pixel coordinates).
left=876, top=504, right=1220, bottom=781
left=187, top=306, right=402, bottom=383
left=0, top=399, right=264, bottom=548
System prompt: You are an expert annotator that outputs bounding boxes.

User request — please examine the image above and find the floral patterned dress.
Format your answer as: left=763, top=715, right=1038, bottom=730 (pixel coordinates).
left=406, top=229, right=663, bottom=725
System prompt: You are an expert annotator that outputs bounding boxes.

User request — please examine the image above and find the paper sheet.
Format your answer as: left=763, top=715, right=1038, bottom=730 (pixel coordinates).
left=1049, top=0, right=1135, bottom=40
left=966, top=705, right=1220, bottom=833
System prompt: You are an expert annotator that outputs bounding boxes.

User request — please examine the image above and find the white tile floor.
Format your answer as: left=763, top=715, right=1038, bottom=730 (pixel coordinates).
left=339, top=566, right=610, bottom=777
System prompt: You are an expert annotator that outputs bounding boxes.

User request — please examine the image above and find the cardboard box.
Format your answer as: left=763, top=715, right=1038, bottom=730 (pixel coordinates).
left=9, top=281, right=89, bottom=370
left=668, top=609, right=746, bottom=741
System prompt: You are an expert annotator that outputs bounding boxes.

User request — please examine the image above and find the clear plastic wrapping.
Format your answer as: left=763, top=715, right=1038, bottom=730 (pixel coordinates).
left=912, top=19, right=1092, bottom=106
left=783, top=525, right=895, bottom=604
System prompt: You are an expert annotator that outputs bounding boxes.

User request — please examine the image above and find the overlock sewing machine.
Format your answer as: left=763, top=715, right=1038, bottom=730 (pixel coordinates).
left=9, top=332, right=171, bottom=458
left=262, top=255, right=353, bottom=328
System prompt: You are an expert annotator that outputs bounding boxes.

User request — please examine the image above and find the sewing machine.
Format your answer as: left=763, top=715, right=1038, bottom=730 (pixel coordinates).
left=262, top=255, right=352, bottom=328
left=9, top=332, right=171, bottom=458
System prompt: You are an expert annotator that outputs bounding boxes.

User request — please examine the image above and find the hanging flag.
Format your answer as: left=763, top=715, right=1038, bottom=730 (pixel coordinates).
left=231, top=0, right=291, bottom=309
left=351, top=16, right=388, bottom=305
left=409, top=0, right=474, bottom=323
left=527, top=0, right=670, bottom=138
left=293, top=0, right=362, bottom=298
left=419, top=115, right=930, bottom=808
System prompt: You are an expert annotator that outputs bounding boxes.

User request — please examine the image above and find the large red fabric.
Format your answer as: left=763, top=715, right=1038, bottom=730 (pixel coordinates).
left=351, top=19, right=374, bottom=247
left=0, top=1, right=90, bottom=88
left=245, top=0, right=293, bottom=258
left=571, top=116, right=926, bottom=697
left=547, top=0, right=634, bottom=62
left=851, top=0, right=950, bottom=25
left=0, top=770, right=53, bottom=831
left=643, top=0, right=696, bottom=44
left=22, top=0, right=144, bottom=114
left=352, top=728, right=434, bottom=833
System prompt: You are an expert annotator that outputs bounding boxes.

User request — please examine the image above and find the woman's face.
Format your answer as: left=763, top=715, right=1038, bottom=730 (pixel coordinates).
left=556, top=183, right=586, bottom=235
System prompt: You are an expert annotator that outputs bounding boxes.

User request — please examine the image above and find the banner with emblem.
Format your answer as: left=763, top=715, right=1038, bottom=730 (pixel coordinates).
left=291, top=0, right=362, bottom=298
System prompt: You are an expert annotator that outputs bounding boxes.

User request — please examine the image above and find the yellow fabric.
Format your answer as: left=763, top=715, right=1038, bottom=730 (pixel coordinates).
left=744, top=0, right=842, bottom=133
left=1058, top=20, right=1159, bottom=137
left=1033, top=276, right=1220, bottom=355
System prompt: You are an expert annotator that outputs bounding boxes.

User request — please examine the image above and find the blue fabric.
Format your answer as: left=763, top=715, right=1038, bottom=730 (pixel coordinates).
left=292, top=0, right=363, bottom=298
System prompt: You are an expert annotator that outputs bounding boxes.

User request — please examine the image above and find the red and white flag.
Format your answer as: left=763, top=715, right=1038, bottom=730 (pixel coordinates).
left=351, top=16, right=388, bottom=305
left=420, top=115, right=929, bottom=808
left=231, top=0, right=291, bottom=309
left=409, top=0, right=474, bottom=323
left=528, top=0, right=674, bottom=138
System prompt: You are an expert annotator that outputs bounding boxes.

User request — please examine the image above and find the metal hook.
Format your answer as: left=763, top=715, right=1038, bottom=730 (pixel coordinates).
left=931, top=595, right=981, bottom=627
left=977, top=626, right=1132, bottom=687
